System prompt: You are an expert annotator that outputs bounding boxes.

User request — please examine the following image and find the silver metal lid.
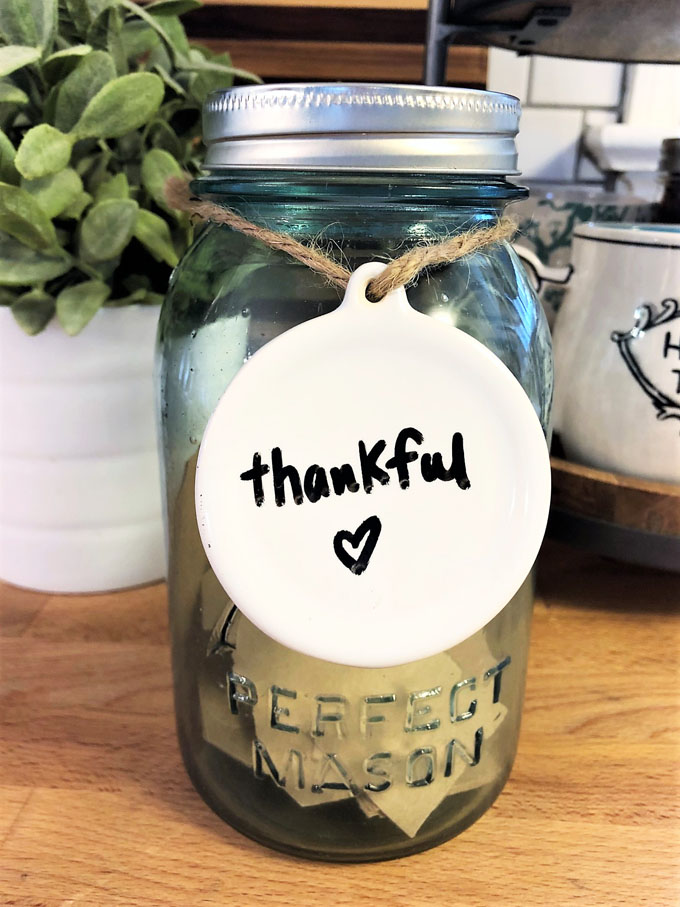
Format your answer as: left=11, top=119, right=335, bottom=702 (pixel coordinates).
left=202, top=83, right=521, bottom=175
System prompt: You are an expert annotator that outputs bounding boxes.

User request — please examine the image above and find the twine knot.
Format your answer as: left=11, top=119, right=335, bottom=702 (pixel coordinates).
left=165, top=177, right=516, bottom=300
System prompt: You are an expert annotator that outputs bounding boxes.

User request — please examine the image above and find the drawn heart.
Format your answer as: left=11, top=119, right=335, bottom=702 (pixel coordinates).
left=333, top=515, right=382, bottom=576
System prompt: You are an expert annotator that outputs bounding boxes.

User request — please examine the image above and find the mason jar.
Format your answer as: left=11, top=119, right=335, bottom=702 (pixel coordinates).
left=157, top=83, right=552, bottom=862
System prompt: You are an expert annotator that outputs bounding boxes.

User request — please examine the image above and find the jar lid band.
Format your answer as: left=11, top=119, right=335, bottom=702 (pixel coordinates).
left=202, top=83, right=521, bottom=175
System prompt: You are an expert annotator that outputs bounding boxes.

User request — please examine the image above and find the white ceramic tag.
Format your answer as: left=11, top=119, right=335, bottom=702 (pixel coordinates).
left=196, top=262, right=551, bottom=668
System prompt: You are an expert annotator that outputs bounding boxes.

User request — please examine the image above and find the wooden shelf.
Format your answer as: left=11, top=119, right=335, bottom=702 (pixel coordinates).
left=183, top=3, right=487, bottom=86
left=198, top=0, right=430, bottom=8
left=205, top=39, right=486, bottom=84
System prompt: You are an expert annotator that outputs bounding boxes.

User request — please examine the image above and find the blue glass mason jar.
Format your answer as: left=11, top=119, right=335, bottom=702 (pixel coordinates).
left=157, top=84, right=552, bottom=861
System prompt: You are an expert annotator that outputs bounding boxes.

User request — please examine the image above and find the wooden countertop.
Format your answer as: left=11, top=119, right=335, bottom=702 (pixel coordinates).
left=1, top=540, right=678, bottom=906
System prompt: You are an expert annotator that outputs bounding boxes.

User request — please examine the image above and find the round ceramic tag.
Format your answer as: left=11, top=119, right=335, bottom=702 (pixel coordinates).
left=196, top=262, right=551, bottom=667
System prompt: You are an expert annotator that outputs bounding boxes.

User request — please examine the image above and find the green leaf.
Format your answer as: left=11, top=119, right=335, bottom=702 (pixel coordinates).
left=145, top=0, right=201, bottom=14
left=70, top=72, right=164, bottom=140
left=200, top=48, right=234, bottom=70
left=123, top=273, right=150, bottom=293
left=179, top=54, right=260, bottom=85
left=54, top=50, right=116, bottom=133
left=140, top=291, right=164, bottom=306
left=190, top=63, right=234, bottom=106
left=11, top=291, right=55, bottom=334
left=0, top=130, right=19, bottom=185
left=87, top=0, right=115, bottom=18
left=42, top=43, right=92, bottom=81
left=0, top=45, right=41, bottom=78
left=61, top=190, right=92, bottom=219
left=0, top=182, right=60, bottom=251
left=121, top=20, right=159, bottom=61
left=152, top=62, right=186, bottom=97
left=75, top=147, right=111, bottom=189
left=44, top=44, right=93, bottom=65
left=146, top=119, right=183, bottom=160
left=147, top=39, right=173, bottom=74
left=73, top=153, right=97, bottom=178
left=0, top=231, right=70, bottom=285
left=63, top=0, right=94, bottom=39
left=107, top=286, right=146, bottom=305
left=87, top=3, right=119, bottom=48
left=157, top=97, right=185, bottom=120
left=0, top=0, right=57, bottom=49
left=107, top=286, right=162, bottom=306
left=115, top=130, right=143, bottom=164
left=56, top=278, right=109, bottom=334
left=141, top=147, right=181, bottom=212
left=118, top=0, right=178, bottom=62
left=94, top=171, right=129, bottom=201
left=0, top=82, right=29, bottom=105
left=22, top=168, right=83, bottom=218
left=87, top=4, right=126, bottom=75
left=80, top=197, right=137, bottom=260
left=15, top=124, right=73, bottom=179
left=63, top=0, right=113, bottom=38
left=85, top=159, right=116, bottom=198
left=42, top=82, right=60, bottom=125
left=149, top=13, right=189, bottom=56
left=133, top=207, right=178, bottom=266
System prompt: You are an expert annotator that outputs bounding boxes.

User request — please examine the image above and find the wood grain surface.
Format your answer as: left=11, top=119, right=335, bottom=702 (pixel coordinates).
left=216, top=40, right=486, bottom=85
left=1, top=540, right=678, bottom=906
left=198, top=0, right=430, bottom=8
left=182, top=3, right=487, bottom=86
left=550, top=456, right=680, bottom=535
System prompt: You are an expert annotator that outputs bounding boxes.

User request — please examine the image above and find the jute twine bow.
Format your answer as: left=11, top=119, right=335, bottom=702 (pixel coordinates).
left=165, top=177, right=516, bottom=301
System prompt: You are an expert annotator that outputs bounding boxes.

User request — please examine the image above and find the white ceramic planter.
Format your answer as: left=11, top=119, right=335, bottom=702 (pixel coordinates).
left=0, top=305, right=166, bottom=593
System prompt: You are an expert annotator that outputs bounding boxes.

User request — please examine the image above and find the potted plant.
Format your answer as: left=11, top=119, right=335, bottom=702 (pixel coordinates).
left=0, top=0, right=258, bottom=593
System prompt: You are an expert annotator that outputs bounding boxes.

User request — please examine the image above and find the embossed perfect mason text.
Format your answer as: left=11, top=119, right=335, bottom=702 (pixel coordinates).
left=227, top=656, right=510, bottom=794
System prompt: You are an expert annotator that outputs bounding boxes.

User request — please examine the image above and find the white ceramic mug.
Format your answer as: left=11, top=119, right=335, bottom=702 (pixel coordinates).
left=520, top=224, right=680, bottom=484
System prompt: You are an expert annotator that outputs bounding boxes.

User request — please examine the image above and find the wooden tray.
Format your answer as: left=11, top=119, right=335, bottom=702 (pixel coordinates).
left=547, top=457, right=680, bottom=572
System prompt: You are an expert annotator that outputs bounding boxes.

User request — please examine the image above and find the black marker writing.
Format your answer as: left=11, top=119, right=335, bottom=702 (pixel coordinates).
left=240, top=426, right=471, bottom=507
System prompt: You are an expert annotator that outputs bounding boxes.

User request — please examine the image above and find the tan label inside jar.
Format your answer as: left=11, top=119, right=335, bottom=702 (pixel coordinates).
left=198, top=572, right=511, bottom=838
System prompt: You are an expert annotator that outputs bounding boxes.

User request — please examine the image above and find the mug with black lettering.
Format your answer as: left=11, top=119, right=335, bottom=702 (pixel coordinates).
left=550, top=223, right=680, bottom=484
left=157, top=84, right=553, bottom=861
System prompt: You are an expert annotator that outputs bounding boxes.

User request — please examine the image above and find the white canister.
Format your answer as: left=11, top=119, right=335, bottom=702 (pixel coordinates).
left=0, top=305, right=166, bottom=593
left=551, top=223, right=680, bottom=484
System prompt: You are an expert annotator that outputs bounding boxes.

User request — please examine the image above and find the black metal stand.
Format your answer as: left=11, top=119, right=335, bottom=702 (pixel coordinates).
left=424, top=2, right=571, bottom=85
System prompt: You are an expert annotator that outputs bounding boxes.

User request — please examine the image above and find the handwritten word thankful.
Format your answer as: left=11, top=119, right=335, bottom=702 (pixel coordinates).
left=239, top=427, right=471, bottom=508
